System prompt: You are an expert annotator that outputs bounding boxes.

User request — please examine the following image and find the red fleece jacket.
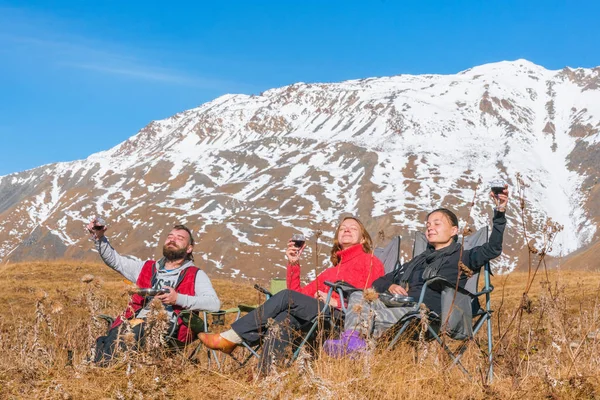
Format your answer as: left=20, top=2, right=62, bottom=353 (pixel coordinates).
left=286, top=243, right=385, bottom=307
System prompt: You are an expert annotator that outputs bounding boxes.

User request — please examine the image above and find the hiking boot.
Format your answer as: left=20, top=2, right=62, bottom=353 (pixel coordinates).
left=323, top=330, right=366, bottom=358
left=198, top=333, right=237, bottom=354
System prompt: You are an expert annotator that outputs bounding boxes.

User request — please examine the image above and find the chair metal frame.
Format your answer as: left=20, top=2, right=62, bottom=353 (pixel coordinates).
left=236, top=282, right=348, bottom=367
left=287, top=280, right=360, bottom=364
left=386, top=227, right=495, bottom=382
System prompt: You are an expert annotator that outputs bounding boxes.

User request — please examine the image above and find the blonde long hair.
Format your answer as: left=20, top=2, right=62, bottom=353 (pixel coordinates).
left=329, top=216, right=373, bottom=266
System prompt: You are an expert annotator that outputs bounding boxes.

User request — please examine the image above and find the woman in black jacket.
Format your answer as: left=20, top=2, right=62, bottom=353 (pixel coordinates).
left=324, top=186, right=509, bottom=357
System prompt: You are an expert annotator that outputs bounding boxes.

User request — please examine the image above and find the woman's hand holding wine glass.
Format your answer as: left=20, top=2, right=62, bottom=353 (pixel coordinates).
left=286, top=233, right=306, bottom=265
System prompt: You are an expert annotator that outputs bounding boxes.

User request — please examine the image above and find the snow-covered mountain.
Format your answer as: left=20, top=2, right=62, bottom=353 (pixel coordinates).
left=1, top=59, right=599, bottom=277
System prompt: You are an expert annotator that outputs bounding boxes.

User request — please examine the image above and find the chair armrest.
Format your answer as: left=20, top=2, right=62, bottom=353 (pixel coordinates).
left=253, top=284, right=273, bottom=297
left=472, top=285, right=494, bottom=296
left=324, top=280, right=362, bottom=295
left=237, top=304, right=258, bottom=313
left=178, top=310, right=206, bottom=334
left=423, top=276, right=473, bottom=297
left=96, top=314, right=114, bottom=328
left=324, top=281, right=363, bottom=313
left=206, top=308, right=240, bottom=315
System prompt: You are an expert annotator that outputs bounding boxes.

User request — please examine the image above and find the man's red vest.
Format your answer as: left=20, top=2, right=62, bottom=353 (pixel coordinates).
left=110, top=260, right=199, bottom=343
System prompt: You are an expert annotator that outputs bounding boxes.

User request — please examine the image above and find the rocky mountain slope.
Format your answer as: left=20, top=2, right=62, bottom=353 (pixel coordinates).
left=1, top=59, right=599, bottom=278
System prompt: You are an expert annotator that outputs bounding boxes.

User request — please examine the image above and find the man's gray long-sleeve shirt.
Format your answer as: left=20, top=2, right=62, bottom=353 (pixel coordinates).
left=95, top=236, right=220, bottom=320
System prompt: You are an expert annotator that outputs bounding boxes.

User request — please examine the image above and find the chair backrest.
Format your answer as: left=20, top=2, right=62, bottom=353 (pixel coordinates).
left=270, top=278, right=287, bottom=295
left=374, top=235, right=402, bottom=274
left=412, top=231, right=429, bottom=259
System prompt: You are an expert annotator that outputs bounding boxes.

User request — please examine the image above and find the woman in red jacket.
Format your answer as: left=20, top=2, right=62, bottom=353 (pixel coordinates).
left=199, top=216, right=384, bottom=366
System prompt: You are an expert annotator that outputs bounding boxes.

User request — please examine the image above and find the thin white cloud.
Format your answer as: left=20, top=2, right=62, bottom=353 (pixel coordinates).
left=62, top=62, right=227, bottom=87
left=0, top=7, right=245, bottom=90
left=64, top=63, right=192, bottom=83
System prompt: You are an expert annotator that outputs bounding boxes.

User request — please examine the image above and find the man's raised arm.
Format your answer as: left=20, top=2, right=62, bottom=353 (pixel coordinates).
left=87, top=218, right=144, bottom=283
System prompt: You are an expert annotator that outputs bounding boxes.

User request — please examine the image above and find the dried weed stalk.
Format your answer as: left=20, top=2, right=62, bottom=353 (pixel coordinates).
left=417, top=303, right=431, bottom=364
left=494, top=173, right=565, bottom=387
left=143, top=298, right=170, bottom=356
left=498, top=174, right=564, bottom=345
left=80, top=274, right=105, bottom=361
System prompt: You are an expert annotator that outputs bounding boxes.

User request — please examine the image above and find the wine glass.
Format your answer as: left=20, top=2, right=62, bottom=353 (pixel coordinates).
left=489, top=179, right=507, bottom=198
left=93, top=216, right=107, bottom=230
left=291, top=233, right=306, bottom=249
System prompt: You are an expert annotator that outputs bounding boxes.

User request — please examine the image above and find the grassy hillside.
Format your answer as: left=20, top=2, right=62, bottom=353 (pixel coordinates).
left=1, top=260, right=600, bottom=399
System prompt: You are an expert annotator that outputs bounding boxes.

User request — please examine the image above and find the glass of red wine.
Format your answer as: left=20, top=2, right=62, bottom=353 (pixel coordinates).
left=489, top=179, right=506, bottom=198
left=291, top=233, right=306, bottom=248
left=93, top=216, right=106, bottom=230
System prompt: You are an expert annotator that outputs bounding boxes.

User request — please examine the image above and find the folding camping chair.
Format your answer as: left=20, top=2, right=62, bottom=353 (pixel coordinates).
left=386, top=227, right=495, bottom=382
left=236, top=236, right=403, bottom=368
left=95, top=310, right=224, bottom=368
left=285, top=279, right=363, bottom=365
left=219, top=279, right=287, bottom=365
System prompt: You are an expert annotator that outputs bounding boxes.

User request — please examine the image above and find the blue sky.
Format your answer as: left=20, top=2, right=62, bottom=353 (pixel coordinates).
left=1, top=0, right=598, bottom=176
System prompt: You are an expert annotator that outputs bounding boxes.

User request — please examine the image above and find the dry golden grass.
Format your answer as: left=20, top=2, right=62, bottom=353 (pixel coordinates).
left=2, top=260, right=600, bottom=399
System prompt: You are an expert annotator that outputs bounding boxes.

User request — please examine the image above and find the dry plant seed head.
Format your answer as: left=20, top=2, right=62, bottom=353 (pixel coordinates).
left=294, top=346, right=314, bottom=380
left=35, top=290, right=48, bottom=302
left=516, top=172, right=529, bottom=188
left=458, top=261, right=473, bottom=278
left=81, top=274, right=95, bottom=284
left=528, top=239, right=539, bottom=254
left=521, top=293, right=533, bottom=314
left=352, top=303, right=364, bottom=314
left=363, top=288, right=379, bottom=302
left=51, top=302, right=64, bottom=314
left=377, top=229, right=385, bottom=242
left=462, top=226, right=474, bottom=236
left=122, top=330, right=136, bottom=347
left=149, top=297, right=166, bottom=313
left=118, top=322, right=137, bottom=349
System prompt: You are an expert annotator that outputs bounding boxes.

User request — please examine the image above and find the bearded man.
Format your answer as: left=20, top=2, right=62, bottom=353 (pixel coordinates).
left=87, top=219, right=220, bottom=364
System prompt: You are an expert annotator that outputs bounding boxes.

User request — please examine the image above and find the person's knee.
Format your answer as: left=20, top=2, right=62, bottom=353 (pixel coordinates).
left=348, top=291, right=365, bottom=306
left=275, top=288, right=292, bottom=297
left=270, top=288, right=292, bottom=305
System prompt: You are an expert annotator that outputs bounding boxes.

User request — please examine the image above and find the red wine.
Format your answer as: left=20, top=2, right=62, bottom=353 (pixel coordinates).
left=293, top=240, right=305, bottom=248
left=491, top=186, right=504, bottom=195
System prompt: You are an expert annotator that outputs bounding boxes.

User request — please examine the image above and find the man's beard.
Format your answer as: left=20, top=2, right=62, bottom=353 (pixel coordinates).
left=163, top=243, right=188, bottom=261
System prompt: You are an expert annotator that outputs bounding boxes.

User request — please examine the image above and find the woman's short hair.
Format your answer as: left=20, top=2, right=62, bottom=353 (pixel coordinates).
left=330, top=216, right=373, bottom=265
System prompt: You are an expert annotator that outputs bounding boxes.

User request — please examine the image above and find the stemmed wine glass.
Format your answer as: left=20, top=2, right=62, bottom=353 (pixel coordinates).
left=291, top=233, right=306, bottom=249
left=489, top=178, right=507, bottom=199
